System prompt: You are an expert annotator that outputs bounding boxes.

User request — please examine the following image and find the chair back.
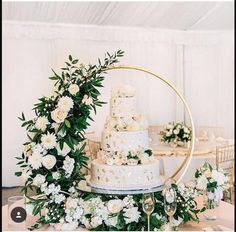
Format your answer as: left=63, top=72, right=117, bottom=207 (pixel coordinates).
left=198, top=126, right=225, bottom=139
left=148, top=125, right=164, bottom=146
left=216, top=145, right=234, bottom=182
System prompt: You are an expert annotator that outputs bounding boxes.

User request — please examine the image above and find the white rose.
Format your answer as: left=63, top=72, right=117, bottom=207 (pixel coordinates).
left=51, top=107, right=68, bottom=123
left=58, top=96, right=74, bottom=112
left=82, top=95, right=93, bottom=105
left=56, top=143, right=71, bottom=156
left=68, top=84, right=80, bottom=95
left=173, top=129, right=179, bottom=135
left=42, top=155, right=57, bottom=169
left=33, top=174, right=45, bottom=187
left=28, top=153, right=42, bottom=169
left=196, top=175, right=208, bottom=190
left=105, top=215, right=118, bottom=227
left=107, top=199, right=124, bottom=213
left=41, top=132, right=57, bottom=149
left=35, top=116, right=49, bottom=132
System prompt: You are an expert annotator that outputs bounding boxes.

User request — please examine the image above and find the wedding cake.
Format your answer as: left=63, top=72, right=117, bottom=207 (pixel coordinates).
left=90, top=85, right=161, bottom=190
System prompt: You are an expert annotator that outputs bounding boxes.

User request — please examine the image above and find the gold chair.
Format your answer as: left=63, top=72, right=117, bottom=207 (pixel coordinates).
left=198, top=126, right=225, bottom=139
left=216, top=144, right=234, bottom=204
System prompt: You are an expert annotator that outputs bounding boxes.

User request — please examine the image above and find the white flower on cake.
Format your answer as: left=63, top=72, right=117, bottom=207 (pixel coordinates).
left=35, top=116, right=49, bottom=132
left=107, top=199, right=124, bottom=213
left=42, top=155, right=57, bottom=169
left=123, top=207, right=141, bottom=223
left=63, top=156, right=75, bottom=177
left=56, top=142, right=71, bottom=156
left=58, top=96, right=74, bottom=112
left=68, top=84, right=80, bottom=95
left=51, top=107, right=68, bottom=123
left=196, top=175, right=208, bottom=190
left=33, top=174, right=45, bottom=187
left=28, top=153, right=42, bottom=169
left=82, top=95, right=93, bottom=105
left=41, top=132, right=57, bottom=149
left=139, top=153, right=150, bottom=164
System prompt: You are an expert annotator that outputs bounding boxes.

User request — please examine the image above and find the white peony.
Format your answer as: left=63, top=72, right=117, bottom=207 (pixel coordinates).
left=58, top=96, right=74, bottom=112
left=35, top=116, right=49, bottom=132
left=68, top=84, right=80, bottom=95
left=82, top=95, right=93, bottom=105
left=32, top=174, right=45, bottom=187
left=28, top=153, right=42, bottom=169
left=107, top=199, right=124, bottom=213
left=41, top=132, right=57, bottom=149
left=56, top=142, right=71, bottom=156
left=51, top=107, right=68, bottom=123
left=42, top=155, right=57, bottom=169
left=123, top=207, right=141, bottom=223
left=196, top=175, right=208, bottom=190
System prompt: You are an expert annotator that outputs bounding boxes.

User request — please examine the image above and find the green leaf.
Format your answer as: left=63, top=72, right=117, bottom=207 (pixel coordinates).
left=49, top=76, right=60, bottom=80
left=15, top=172, right=22, bottom=177
left=69, top=55, right=73, bottom=61
left=65, top=119, right=71, bottom=128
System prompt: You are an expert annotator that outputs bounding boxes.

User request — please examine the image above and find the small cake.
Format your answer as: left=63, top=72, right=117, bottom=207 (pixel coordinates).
left=89, top=85, right=162, bottom=190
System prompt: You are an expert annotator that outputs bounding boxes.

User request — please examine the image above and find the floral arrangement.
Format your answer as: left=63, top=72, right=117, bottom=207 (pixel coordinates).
left=105, top=114, right=148, bottom=131
left=195, top=162, right=229, bottom=209
left=160, top=122, right=192, bottom=147
left=98, top=149, right=154, bottom=166
left=15, top=51, right=203, bottom=231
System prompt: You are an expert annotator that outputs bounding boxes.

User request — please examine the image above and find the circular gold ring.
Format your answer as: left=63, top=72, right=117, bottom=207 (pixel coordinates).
left=104, top=65, right=195, bottom=184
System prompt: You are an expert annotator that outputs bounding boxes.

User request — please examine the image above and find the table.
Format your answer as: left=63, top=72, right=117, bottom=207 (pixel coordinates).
left=2, top=197, right=234, bottom=231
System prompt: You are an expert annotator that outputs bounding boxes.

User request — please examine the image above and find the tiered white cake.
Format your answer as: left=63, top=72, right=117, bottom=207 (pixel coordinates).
left=90, top=85, right=161, bottom=190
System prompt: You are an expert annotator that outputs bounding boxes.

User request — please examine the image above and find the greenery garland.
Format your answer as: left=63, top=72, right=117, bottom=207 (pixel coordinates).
left=15, top=50, right=203, bottom=231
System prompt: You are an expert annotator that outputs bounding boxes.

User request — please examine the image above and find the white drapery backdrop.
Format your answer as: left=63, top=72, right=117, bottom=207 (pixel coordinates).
left=3, top=21, right=234, bottom=186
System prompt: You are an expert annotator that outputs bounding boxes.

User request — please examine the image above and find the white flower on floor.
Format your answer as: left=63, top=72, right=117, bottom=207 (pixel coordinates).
left=42, top=155, right=57, bottom=169
left=196, top=175, right=208, bottom=190
left=35, top=116, right=49, bottom=132
left=61, top=222, right=78, bottom=231
left=41, top=132, right=57, bottom=149
left=52, top=171, right=61, bottom=180
left=28, top=153, right=42, bottom=169
left=123, top=207, right=141, bottom=224
left=32, top=174, right=45, bottom=187
left=68, top=84, right=80, bottom=95
left=82, top=95, right=93, bottom=105
left=58, top=96, right=74, bottom=112
left=107, top=199, right=124, bottom=213
left=56, top=143, right=71, bottom=156
left=51, top=107, right=68, bottom=123
left=54, top=194, right=66, bottom=204
left=62, top=156, right=75, bottom=177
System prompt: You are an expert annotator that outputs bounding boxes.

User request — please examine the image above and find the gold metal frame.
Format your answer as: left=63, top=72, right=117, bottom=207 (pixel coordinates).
left=105, top=65, right=195, bottom=183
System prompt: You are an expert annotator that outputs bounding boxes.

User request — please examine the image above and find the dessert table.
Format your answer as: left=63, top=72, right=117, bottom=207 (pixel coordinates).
left=2, top=197, right=234, bottom=231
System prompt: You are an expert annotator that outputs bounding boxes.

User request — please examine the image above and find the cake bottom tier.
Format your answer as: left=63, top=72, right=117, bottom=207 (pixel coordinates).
left=90, top=159, right=162, bottom=190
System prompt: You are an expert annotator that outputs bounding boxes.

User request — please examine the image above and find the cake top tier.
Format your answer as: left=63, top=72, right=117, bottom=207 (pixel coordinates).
left=111, top=85, right=135, bottom=98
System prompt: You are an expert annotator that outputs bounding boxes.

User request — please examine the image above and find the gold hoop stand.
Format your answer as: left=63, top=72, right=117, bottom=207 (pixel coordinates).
left=105, top=65, right=195, bottom=184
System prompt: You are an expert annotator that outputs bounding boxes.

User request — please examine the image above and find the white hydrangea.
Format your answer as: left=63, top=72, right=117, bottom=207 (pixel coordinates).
left=32, top=174, right=45, bottom=187
left=211, top=170, right=228, bottom=186
left=58, top=96, right=74, bottom=112
left=35, top=116, right=49, bottom=132
left=62, top=156, right=75, bottom=177
left=123, top=207, right=141, bottom=224
left=32, top=144, right=47, bottom=155
left=41, top=183, right=60, bottom=195
left=52, top=171, right=61, bottom=180
left=54, top=194, right=66, bottom=204
left=28, top=153, right=42, bottom=169
left=123, top=196, right=135, bottom=208
left=41, top=132, right=57, bottom=150
left=196, top=175, right=208, bottom=190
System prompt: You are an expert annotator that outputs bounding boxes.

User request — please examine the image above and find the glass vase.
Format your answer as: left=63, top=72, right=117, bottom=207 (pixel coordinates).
left=203, top=191, right=220, bottom=220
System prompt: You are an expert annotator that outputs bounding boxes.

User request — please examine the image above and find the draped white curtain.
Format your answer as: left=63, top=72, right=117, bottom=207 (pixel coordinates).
left=3, top=21, right=234, bottom=186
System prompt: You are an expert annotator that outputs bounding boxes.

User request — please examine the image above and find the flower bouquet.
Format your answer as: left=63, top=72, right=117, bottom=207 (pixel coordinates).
left=195, top=162, right=229, bottom=220
left=160, top=122, right=191, bottom=147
